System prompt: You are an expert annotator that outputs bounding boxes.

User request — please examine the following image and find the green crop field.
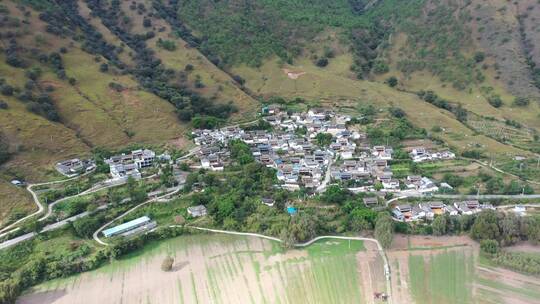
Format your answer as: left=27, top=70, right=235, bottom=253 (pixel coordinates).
left=403, top=246, right=540, bottom=304
left=22, top=234, right=372, bottom=304
left=408, top=250, right=474, bottom=304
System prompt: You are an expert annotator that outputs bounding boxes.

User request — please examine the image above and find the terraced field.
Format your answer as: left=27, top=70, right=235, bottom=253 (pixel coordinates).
left=18, top=234, right=385, bottom=304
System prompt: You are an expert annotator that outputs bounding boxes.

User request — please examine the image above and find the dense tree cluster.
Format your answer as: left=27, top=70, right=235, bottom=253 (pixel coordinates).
left=169, top=0, right=399, bottom=77
left=0, top=132, right=10, bottom=165
left=156, top=38, right=176, bottom=51
left=417, top=90, right=467, bottom=122
left=37, top=0, right=123, bottom=67
left=71, top=215, right=105, bottom=238
left=487, top=95, right=503, bottom=108
left=315, top=133, right=333, bottom=147
left=470, top=210, right=540, bottom=245
left=151, top=0, right=201, bottom=48
left=4, top=39, right=27, bottom=68
left=513, top=96, right=530, bottom=107
left=367, top=117, right=427, bottom=146
left=349, top=22, right=390, bottom=78
left=183, top=162, right=279, bottom=231
left=229, top=140, right=255, bottom=165
left=374, top=213, right=393, bottom=248
left=475, top=210, right=540, bottom=275
left=0, top=69, right=60, bottom=121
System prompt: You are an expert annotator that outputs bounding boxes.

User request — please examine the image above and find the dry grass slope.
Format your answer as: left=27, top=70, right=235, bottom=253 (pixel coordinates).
left=233, top=55, right=531, bottom=158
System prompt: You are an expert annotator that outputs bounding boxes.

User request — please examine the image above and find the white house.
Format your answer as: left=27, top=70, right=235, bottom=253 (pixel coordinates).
left=188, top=205, right=207, bottom=217
left=445, top=204, right=459, bottom=216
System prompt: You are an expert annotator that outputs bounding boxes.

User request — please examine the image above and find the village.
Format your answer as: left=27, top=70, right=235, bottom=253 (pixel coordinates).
left=189, top=106, right=482, bottom=222
left=3, top=104, right=540, bottom=304
left=40, top=106, right=529, bottom=239
left=190, top=106, right=455, bottom=193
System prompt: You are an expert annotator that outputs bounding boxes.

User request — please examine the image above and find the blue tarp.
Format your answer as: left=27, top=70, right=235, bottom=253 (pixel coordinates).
left=287, top=206, right=297, bottom=215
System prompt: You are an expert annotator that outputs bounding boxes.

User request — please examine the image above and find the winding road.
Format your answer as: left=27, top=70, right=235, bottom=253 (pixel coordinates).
left=0, top=186, right=179, bottom=250
left=37, top=178, right=127, bottom=222
left=0, top=169, right=96, bottom=234
left=92, top=185, right=183, bottom=246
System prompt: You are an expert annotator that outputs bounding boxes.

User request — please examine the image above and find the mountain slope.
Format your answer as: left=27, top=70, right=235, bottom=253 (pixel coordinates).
left=0, top=0, right=258, bottom=222
left=0, top=0, right=259, bottom=175
left=174, top=0, right=540, bottom=152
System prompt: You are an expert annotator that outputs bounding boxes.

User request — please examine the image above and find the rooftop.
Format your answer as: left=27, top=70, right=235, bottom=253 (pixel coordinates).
left=102, top=216, right=151, bottom=238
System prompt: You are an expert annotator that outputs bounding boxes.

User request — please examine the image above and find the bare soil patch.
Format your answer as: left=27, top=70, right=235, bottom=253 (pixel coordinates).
left=357, top=241, right=387, bottom=304
left=390, top=234, right=475, bottom=251
left=283, top=68, right=306, bottom=79
left=386, top=249, right=413, bottom=304
left=401, top=139, right=439, bottom=151
left=505, top=241, right=540, bottom=254
left=475, top=265, right=540, bottom=304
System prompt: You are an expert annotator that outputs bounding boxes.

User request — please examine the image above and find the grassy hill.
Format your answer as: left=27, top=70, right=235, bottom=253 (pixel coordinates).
left=0, top=0, right=258, bottom=222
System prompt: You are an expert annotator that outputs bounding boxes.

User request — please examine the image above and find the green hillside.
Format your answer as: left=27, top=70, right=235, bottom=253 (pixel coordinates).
left=174, top=0, right=540, bottom=152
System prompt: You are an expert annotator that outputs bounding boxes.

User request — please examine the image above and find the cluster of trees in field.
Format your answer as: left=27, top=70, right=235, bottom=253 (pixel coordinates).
left=393, top=208, right=540, bottom=247
left=367, top=115, right=427, bottom=147
left=441, top=172, right=534, bottom=196
left=480, top=245, right=540, bottom=275
left=471, top=210, right=540, bottom=246
left=477, top=211, right=540, bottom=275
left=1, top=37, right=62, bottom=121
left=417, top=90, right=468, bottom=122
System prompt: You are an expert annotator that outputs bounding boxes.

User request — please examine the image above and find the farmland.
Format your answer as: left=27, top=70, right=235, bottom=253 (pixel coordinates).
left=387, top=235, right=540, bottom=304
left=408, top=250, right=474, bottom=304
left=18, top=234, right=386, bottom=304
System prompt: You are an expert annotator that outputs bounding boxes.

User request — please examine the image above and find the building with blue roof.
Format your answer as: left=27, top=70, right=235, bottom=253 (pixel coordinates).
left=102, top=216, right=152, bottom=238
